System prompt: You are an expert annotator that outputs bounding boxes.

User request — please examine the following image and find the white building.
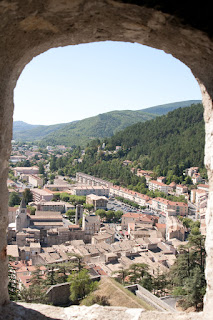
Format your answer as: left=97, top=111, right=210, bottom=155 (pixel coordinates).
left=148, top=180, right=170, bottom=194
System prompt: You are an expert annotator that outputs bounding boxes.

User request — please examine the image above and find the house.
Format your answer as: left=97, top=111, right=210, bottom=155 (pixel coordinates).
left=110, top=185, right=151, bottom=207
left=73, top=185, right=109, bottom=197
left=166, top=216, right=186, bottom=241
left=91, top=228, right=115, bottom=245
left=86, top=194, right=108, bottom=211
left=197, top=184, right=209, bottom=192
left=192, top=173, right=203, bottom=184
left=148, top=180, right=170, bottom=194
left=136, top=169, right=154, bottom=177
left=152, top=197, right=188, bottom=216
left=121, top=212, right=156, bottom=229
left=176, top=184, right=188, bottom=196
left=13, top=166, right=39, bottom=177
left=31, top=188, right=54, bottom=202
left=185, top=167, right=199, bottom=177
left=28, top=174, right=43, bottom=187
left=29, top=211, right=64, bottom=230
left=157, top=176, right=166, bottom=183
left=82, top=214, right=101, bottom=235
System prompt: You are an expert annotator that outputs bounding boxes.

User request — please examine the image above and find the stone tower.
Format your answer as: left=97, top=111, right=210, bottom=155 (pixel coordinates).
left=75, top=204, right=83, bottom=225
left=15, top=198, right=28, bottom=232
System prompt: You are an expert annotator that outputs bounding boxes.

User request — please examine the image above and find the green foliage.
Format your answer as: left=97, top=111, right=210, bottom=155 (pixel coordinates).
left=95, top=209, right=123, bottom=222
left=8, top=257, right=19, bottom=301
left=66, top=209, right=76, bottom=222
left=27, top=205, right=36, bottom=215
left=169, top=230, right=206, bottom=310
left=81, top=294, right=110, bottom=306
left=68, top=104, right=204, bottom=191
left=107, top=103, right=204, bottom=173
left=142, top=100, right=201, bottom=115
left=68, top=269, right=98, bottom=302
left=9, top=192, right=21, bottom=207
left=83, top=203, right=94, bottom=212
left=23, top=188, right=33, bottom=204
left=20, top=266, right=48, bottom=304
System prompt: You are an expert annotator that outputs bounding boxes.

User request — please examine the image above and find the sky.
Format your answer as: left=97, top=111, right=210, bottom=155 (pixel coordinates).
left=14, top=41, right=202, bottom=125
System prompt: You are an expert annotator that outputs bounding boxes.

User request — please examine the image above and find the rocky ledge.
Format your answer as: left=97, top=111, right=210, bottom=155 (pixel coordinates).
left=0, top=302, right=204, bottom=320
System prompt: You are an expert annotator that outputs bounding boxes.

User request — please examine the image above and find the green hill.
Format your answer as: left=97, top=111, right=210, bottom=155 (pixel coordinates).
left=13, top=121, right=39, bottom=133
left=107, top=103, right=205, bottom=170
left=142, top=100, right=201, bottom=115
left=41, top=110, right=156, bottom=147
left=75, top=103, right=205, bottom=185
left=13, top=100, right=201, bottom=147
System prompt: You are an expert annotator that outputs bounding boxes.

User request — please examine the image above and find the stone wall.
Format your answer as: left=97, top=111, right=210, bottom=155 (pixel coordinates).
left=0, top=0, right=213, bottom=318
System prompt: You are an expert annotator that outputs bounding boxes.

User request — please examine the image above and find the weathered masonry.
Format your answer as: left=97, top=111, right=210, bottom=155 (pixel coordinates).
left=0, top=1, right=213, bottom=319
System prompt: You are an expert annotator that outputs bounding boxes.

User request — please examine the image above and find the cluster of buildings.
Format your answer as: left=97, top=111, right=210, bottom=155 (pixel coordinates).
left=7, top=145, right=208, bottom=292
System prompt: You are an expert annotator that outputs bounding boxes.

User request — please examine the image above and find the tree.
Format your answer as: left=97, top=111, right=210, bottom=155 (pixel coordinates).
left=83, top=203, right=94, bottom=212
left=8, top=257, right=19, bottom=301
left=23, top=188, right=33, bottom=204
left=95, top=209, right=107, bottom=219
left=68, top=269, right=98, bottom=302
left=39, top=162, right=45, bottom=174
left=27, top=206, right=36, bottom=215
left=9, top=192, right=21, bottom=207
left=169, top=231, right=206, bottom=310
left=128, top=263, right=150, bottom=284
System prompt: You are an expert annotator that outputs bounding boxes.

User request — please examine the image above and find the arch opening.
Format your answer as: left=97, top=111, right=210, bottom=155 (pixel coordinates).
left=0, top=1, right=213, bottom=318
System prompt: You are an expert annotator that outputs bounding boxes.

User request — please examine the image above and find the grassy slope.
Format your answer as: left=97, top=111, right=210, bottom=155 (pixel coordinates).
left=81, top=277, right=154, bottom=310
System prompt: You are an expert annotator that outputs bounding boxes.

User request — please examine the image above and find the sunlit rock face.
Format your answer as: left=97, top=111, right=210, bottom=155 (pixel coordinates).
left=0, top=302, right=204, bottom=320
left=0, top=0, right=213, bottom=318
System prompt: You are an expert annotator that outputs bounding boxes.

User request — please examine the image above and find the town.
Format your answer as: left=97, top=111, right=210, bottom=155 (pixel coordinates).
left=7, top=142, right=207, bottom=307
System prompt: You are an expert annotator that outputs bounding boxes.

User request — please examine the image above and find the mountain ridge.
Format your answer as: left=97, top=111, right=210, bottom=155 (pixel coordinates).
left=13, top=99, right=201, bottom=146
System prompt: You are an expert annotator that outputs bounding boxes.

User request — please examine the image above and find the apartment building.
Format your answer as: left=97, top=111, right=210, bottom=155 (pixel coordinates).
left=176, top=184, right=188, bottom=196
left=31, top=188, right=53, bottom=202
left=86, top=194, right=108, bottom=211
left=152, top=197, right=188, bottom=216
left=82, top=214, right=101, bottom=235
left=28, top=174, right=43, bottom=187
left=110, top=185, right=151, bottom=207
left=14, top=166, right=39, bottom=177
left=76, top=172, right=112, bottom=188
left=148, top=180, right=170, bottom=194
left=73, top=185, right=109, bottom=197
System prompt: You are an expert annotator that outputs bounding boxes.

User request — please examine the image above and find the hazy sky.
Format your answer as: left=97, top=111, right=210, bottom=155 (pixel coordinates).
left=14, top=41, right=202, bottom=125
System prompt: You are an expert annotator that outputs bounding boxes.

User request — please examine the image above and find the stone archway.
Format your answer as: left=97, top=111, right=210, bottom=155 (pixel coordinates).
left=0, top=0, right=213, bottom=317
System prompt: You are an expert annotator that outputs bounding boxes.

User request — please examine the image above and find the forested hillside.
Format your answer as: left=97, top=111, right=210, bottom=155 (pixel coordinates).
left=41, top=110, right=156, bottom=147
left=13, top=100, right=200, bottom=147
left=106, top=103, right=205, bottom=171
left=142, top=100, right=201, bottom=115
left=72, top=103, right=205, bottom=187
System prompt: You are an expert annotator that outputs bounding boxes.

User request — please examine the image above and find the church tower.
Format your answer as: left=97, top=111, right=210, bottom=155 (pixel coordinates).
left=15, top=198, right=28, bottom=232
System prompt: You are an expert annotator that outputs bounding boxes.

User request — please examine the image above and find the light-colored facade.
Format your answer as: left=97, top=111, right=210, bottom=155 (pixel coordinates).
left=14, top=166, right=39, bottom=177
left=82, top=214, right=101, bottom=235
left=76, top=172, right=112, bottom=188
left=28, top=174, right=43, bottom=187
left=73, top=185, right=109, bottom=197
left=86, top=194, right=108, bottom=211
left=110, top=185, right=151, bottom=207
left=176, top=184, right=188, bottom=196
left=152, top=197, right=188, bottom=216
left=31, top=188, right=53, bottom=202
left=148, top=180, right=170, bottom=194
